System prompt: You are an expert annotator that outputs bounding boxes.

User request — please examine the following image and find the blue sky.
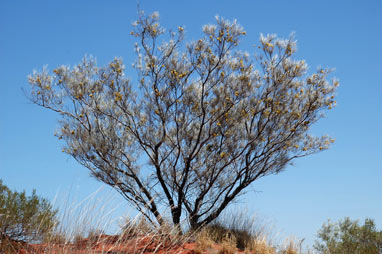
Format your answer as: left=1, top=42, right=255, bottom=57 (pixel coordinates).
left=1, top=0, right=381, bottom=248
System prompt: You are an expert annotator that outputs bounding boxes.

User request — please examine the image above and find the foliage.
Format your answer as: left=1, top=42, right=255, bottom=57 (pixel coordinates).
left=28, top=11, right=338, bottom=230
left=0, top=179, right=57, bottom=242
left=314, top=217, right=382, bottom=254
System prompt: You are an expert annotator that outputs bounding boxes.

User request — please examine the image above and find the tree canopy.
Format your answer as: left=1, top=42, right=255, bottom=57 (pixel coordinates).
left=28, top=12, right=338, bottom=230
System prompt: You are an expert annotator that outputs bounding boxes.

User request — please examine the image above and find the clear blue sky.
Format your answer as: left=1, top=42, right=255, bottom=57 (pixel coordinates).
left=1, top=0, right=381, bottom=248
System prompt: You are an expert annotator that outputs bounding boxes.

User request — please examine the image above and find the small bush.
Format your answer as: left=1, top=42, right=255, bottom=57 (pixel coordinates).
left=314, top=217, right=382, bottom=254
left=0, top=179, right=57, bottom=243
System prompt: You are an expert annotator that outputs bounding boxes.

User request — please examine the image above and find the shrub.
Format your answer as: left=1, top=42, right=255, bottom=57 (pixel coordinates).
left=0, top=179, right=57, bottom=243
left=314, top=217, right=382, bottom=254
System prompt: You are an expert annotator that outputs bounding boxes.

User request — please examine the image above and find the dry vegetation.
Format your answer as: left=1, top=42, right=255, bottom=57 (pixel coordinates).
left=1, top=196, right=304, bottom=254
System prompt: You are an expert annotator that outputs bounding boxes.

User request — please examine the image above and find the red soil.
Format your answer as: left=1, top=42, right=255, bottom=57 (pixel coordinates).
left=7, top=234, right=200, bottom=254
left=4, top=233, right=247, bottom=254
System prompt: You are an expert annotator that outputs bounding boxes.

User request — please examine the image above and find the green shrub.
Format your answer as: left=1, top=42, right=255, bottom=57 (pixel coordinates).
left=314, top=217, right=382, bottom=254
left=0, top=179, right=58, bottom=243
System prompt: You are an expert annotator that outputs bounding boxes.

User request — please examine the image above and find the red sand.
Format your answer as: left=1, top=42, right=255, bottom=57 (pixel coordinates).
left=4, top=234, right=245, bottom=254
left=9, top=234, right=202, bottom=254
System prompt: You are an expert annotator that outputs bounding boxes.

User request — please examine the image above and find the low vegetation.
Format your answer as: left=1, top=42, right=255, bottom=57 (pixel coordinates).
left=1, top=182, right=380, bottom=254
left=0, top=179, right=57, bottom=252
left=314, top=217, right=382, bottom=254
left=0, top=186, right=300, bottom=254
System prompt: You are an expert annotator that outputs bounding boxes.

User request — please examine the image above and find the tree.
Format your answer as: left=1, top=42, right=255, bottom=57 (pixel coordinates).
left=0, top=179, right=57, bottom=242
left=314, top=217, right=382, bottom=254
left=28, top=11, right=338, bottom=231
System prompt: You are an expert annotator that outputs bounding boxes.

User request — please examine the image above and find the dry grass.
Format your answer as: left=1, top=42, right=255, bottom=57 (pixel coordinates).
left=193, top=227, right=215, bottom=254
left=197, top=209, right=271, bottom=251
left=191, top=210, right=277, bottom=254
left=245, top=236, right=276, bottom=254
left=190, top=209, right=304, bottom=254
left=0, top=187, right=188, bottom=254
left=24, top=218, right=193, bottom=254
left=1, top=188, right=305, bottom=254
left=279, top=238, right=299, bottom=254
left=218, top=236, right=237, bottom=254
